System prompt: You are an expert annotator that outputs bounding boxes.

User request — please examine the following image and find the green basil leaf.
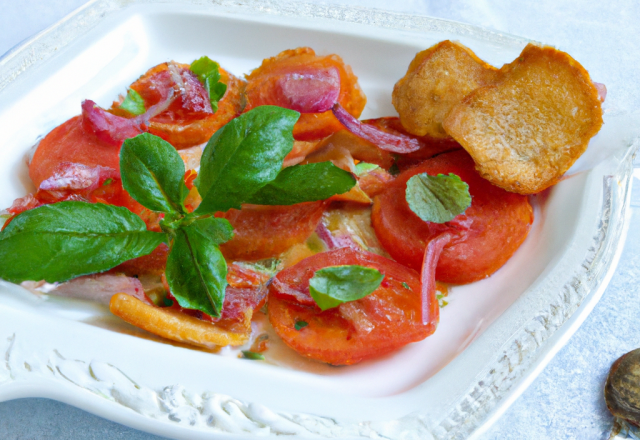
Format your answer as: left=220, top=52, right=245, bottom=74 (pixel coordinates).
left=0, top=202, right=166, bottom=283
left=405, top=173, right=471, bottom=223
left=165, top=218, right=231, bottom=317
left=119, top=89, right=146, bottom=115
left=194, top=106, right=299, bottom=214
left=246, top=162, right=355, bottom=205
left=354, top=162, right=379, bottom=176
left=184, top=216, right=234, bottom=246
left=120, top=133, right=188, bottom=214
left=190, top=56, right=227, bottom=113
left=309, top=265, right=384, bottom=311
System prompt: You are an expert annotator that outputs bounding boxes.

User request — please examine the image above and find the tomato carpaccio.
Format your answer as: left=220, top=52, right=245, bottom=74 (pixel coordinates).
left=244, top=47, right=366, bottom=141
left=372, top=149, right=534, bottom=284
left=216, top=202, right=326, bottom=261
left=268, top=247, right=434, bottom=365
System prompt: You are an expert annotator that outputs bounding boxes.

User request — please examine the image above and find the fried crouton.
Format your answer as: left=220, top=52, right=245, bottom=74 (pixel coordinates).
left=392, top=40, right=499, bottom=139
left=443, top=43, right=603, bottom=194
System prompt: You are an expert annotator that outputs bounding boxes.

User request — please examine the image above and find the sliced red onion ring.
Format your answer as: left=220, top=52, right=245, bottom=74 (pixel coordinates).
left=420, top=233, right=451, bottom=326
left=332, top=103, right=421, bottom=153
left=82, top=89, right=176, bottom=147
left=277, top=67, right=341, bottom=113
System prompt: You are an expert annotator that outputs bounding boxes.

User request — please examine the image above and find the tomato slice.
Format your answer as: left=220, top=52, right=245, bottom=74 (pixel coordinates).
left=244, top=47, right=366, bottom=141
left=123, top=62, right=245, bottom=149
left=268, top=247, right=434, bottom=365
left=216, top=202, right=325, bottom=261
left=371, top=150, right=534, bottom=284
left=29, top=116, right=120, bottom=188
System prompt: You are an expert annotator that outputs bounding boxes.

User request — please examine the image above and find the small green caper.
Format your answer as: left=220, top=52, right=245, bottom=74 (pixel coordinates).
left=605, top=349, right=640, bottom=426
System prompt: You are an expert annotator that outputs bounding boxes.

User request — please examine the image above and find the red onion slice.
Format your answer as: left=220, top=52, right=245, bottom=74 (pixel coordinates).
left=594, top=82, right=607, bottom=103
left=332, top=103, right=421, bottom=153
left=420, top=233, right=451, bottom=326
left=81, top=100, right=145, bottom=147
left=277, top=67, right=341, bottom=113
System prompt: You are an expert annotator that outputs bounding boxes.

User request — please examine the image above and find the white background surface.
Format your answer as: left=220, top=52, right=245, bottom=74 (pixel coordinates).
left=1, top=1, right=640, bottom=439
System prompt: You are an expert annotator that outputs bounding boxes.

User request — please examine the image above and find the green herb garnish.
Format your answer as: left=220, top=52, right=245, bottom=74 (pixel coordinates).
left=401, top=282, right=411, bottom=290
left=294, top=320, right=308, bottom=330
left=309, top=265, right=384, bottom=311
left=436, top=293, right=449, bottom=308
left=119, top=89, right=146, bottom=116
left=0, top=106, right=356, bottom=319
left=240, top=350, right=265, bottom=360
left=190, top=56, right=228, bottom=112
left=354, top=162, right=379, bottom=176
left=405, top=173, right=471, bottom=223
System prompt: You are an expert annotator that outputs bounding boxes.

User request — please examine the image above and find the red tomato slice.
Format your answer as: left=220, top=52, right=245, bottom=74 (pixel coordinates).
left=216, top=202, right=325, bottom=261
left=371, top=150, right=534, bottom=284
left=122, top=62, right=245, bottom=149
left=268, top=247, right=434, bottom=365
left=29, top=116, right=120, bottom=188
left=244, top=47, right=366, bottom=141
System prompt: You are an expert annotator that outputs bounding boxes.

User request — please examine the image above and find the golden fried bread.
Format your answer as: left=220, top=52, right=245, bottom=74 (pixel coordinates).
left=392, top=40, right=499, bottom=138
left=443, top=43, right=603, bottom=194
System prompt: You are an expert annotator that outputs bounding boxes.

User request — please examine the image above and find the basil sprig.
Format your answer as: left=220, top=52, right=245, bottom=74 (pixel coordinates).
left=309, top=265, right=385, bottom=311
left=190, top=56, right=228, bottom=113
left=405, top=173, right=472, bottom=223
left=0, top=106, right=355, bottom=318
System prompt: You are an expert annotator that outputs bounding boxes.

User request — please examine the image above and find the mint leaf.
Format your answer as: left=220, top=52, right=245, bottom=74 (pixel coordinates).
left=194, top=106, right=299, bottom=214
left=119, top=89, right=146, bottom=115
left=120, top=133, right=189, bottom=214
left=355, top=162, right=379, bottom=176
left=246, top=162, right=355, bottom=205
left=405, top=173, right=471, bottom=223
left=190, top=56, right=227, bottom=112
left=165, top=217, right=232, bottom=317
left=0, top=202, right=165, bottom=283
left=309, top=265, right=384, bottom=311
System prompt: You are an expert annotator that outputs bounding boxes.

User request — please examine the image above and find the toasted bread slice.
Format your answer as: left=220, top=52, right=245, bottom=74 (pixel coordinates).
left=443, top=43, right=603, bottom=194
left=392, top=40, right=499, bottom=139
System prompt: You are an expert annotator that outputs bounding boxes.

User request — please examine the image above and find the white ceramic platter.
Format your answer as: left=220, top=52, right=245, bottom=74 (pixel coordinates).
left=0, top=1, right=637, bottom=439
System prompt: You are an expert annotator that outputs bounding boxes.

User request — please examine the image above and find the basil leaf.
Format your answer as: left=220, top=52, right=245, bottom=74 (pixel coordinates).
left=354, top=162, right=379, bottom=176
left=405, top=173, right=471, bottom=223
left=190, top=56, right=227, bottom=112
left=120, top=133, right=188, bottom=214
left=246, top=162, right=355, bottom=205
left=309, top=265, right=384, bottom=311
left=165, top=218, right=231, bottom=317
left=119, top=89, right=146, bottom=115
left=184, top=216, right=234, bottom=246
left=194, top=106, right=299, bottom=214
left=0, top=202, right=166, bottom=283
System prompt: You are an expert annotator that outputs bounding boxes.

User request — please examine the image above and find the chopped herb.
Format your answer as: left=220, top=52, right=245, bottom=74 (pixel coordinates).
left=401, top=282, right=411, bottom=290
left=436, top=293, right=449, bottom=308
left=190, top=56, right=228, bottom=112
left=294, top=320, right=308, bottom=330
left=240, top=350, right=265, bottom=360
left=102, top=178, right=113, bottom=186
left=163, top=298, right=174, bottom=307
left=354, top=162, right=379, bottom=176
left=119, top=89, right=146, bottom=116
